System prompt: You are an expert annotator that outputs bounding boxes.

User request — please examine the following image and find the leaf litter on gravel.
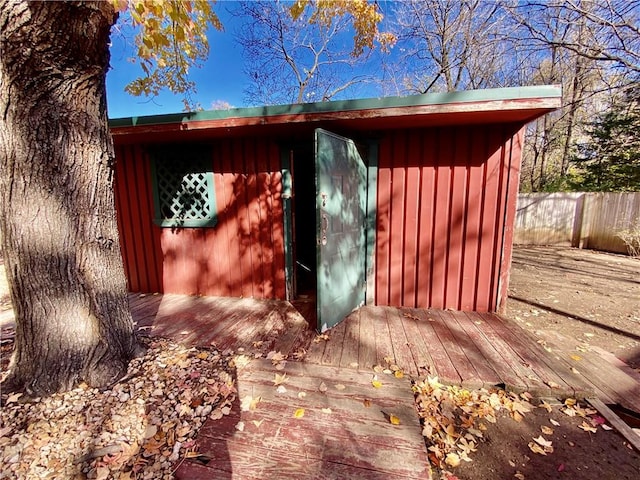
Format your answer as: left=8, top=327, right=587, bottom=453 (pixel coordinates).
left=411, top=377, right=636, bottom=480
left=0, top=336, right=237, bottom=479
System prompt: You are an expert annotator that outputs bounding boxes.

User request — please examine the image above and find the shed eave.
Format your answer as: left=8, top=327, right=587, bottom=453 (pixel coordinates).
left=110, top=85, right=561, bottom=141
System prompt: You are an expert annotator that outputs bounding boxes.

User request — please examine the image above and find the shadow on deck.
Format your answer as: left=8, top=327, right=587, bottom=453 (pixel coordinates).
left=129, top=292, right=640, bottom=479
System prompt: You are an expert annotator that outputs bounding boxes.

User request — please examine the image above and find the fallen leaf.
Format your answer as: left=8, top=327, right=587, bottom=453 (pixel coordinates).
left=570, top=354, right=582, bottom=361
left=6, top=392, right=22, bottom=404
left=334, top=384, right=346, bottom=391
left=539, top=400, right=553, bottom=413
left=363, top=399, right=372, bottom=408
left=144, top=425, right=158, bottom=439
left=557, top=463, right=565, bottom=472
left=578, top=421, right=597, bottom=433
left=570, top=367, right=580, bottom=374
left=550, top=418, right=560, bottom=426
left=533, top=435, right=552, bottom=448
left=318, top=382, right=328, bottom=393
left=601, top=424, right=613, bottom=431
left=240, top=395, right=261, bottom=412
left=252, top=419, right=264, bottom=428
left=274, top=373, right=288, bottom=386
left=293, top=408, right=305, bottom=419
left=445, top=452, right=461, bottom=467
left=276, top=385, right=287, bottom=394
left=298, top=391, right=307, bottom=399
left=541, top=426, right=554, bottom=435
left=528, top=442, right=547, bottom=455
left=321, top=408, right=332, bottom=414
left=389, top=414, right=401, bottom=425
left=394, top=370, right=404, bottom=379
left=235, top=421, right=245, bottom=432
left=514, top=473, right=525, bottom=480
left=371, top=376, right=383, bottom=388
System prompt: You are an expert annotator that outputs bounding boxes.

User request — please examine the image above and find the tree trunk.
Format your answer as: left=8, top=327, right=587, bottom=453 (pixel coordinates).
left=0, top=1, right=137, bottom=396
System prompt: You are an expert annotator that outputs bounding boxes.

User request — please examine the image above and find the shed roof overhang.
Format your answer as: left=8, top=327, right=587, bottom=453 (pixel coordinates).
left=110, top=85, right=561, bottom=144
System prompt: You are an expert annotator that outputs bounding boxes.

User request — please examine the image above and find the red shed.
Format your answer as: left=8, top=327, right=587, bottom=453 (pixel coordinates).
left=110, top=85, right=561, bottom=331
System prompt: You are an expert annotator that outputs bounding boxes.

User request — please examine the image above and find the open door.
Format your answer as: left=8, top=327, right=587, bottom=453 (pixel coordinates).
left=315, top=129, right=367, bottom=331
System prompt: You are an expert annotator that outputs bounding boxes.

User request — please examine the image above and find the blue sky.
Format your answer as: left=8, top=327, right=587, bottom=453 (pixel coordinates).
left=106, top=1, right=396, bottom=120
left=107, top=3, right=248, bottom=119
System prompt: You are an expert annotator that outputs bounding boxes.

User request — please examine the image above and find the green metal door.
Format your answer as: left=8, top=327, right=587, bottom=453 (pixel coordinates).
left=315, top=129, right=367, bottom=332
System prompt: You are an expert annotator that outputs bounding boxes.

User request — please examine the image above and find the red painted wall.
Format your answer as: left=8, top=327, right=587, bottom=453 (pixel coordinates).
left=114, top=123, right=524, bottom=312
left=114, top=137, right=286, bottom=299
left=374, top=124, right=523, bottom=312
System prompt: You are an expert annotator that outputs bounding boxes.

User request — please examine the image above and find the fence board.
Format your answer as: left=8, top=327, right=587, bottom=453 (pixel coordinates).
left=514, top=192, right=639, bottom=255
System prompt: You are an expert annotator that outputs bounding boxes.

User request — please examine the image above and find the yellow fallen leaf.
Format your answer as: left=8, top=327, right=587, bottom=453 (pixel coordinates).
left=274, top=373, right=288, bottom=386
left=541, top=425, right=554, bottom=435
left=389, top=414, right=401, bottom=425
left=394, top=370, right=404, bottom=379
left=564, top=398, right=577, bottom=407
left=445, top=452, right=461, bottom=467
left=293, top=408, right=305, bottom=419
left=578, top=421, right=597, bottom=433
left=371, top=375, right=383, bottom=388
left=539, top=400, right=553, bottom=413
left=570, top=354, right=582, bottom=361
left=252, top=419, right=264, bottom=428
left=197, top=352, right=209, bottom=359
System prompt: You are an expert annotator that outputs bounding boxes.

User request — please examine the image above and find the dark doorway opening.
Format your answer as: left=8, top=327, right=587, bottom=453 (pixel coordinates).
left=291, top=146, right=317, bottom=300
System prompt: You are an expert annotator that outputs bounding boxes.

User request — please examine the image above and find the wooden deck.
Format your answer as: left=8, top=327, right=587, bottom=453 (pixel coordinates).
left=128, top=292, right=640, bottom=478
left=175, top=359, right=430, bottom=480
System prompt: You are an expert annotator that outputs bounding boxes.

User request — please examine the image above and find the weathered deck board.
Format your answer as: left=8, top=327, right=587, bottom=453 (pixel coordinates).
left=412, top=309, right=462, bottom=383
left=339, top=309, right=361, bottom=369
left=396, top=309, right=436, bottom=377
left=442, top=311, right=502, bottom=387
left=535, top=329, right=640, bottom=411
left=385, top=308, right=420, bottom=377
left=176, top=359, right=430, bottom=480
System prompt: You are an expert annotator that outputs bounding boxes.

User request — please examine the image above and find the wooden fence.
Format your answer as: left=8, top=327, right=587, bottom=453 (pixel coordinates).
left=514, top=192, right=640, bottom=254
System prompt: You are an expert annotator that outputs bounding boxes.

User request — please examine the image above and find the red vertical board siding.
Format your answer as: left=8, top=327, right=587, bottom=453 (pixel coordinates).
left=430, top=129, right=452, bottom=310
left=375, top=125, right=522, bottom=312
left=113, top=136, right=286, bottom=299
left=389, top=131, right=407, bottom=306
left=446, top=128, right=467, bottom=310
left=403, top=133, right=421, bottom=307
left=268, top=141, right=286, bottom=298
left=497, top=127, right=524, bottom=312
left=416, top=130, right=437, bottom=307
left=375, top=137, right=393, bottom=306
left=460, top=128, right=485, bottom=311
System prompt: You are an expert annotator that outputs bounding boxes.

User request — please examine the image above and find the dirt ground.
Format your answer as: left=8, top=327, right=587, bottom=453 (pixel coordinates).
left=507, top=246, right=640, bottom=370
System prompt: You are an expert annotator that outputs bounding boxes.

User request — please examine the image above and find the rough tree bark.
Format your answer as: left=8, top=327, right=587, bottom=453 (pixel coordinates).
left=0, top=1, right=137, bottom=395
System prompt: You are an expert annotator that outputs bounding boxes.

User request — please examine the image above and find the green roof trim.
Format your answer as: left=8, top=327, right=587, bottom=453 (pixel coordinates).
left=109, top=85, right=561, bottom=128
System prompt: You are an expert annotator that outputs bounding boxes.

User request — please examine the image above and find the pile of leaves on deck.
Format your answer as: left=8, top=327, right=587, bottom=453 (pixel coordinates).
left=0, top=337, right=237, bottom=479
left=412, top=376, right=611, bottom=480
